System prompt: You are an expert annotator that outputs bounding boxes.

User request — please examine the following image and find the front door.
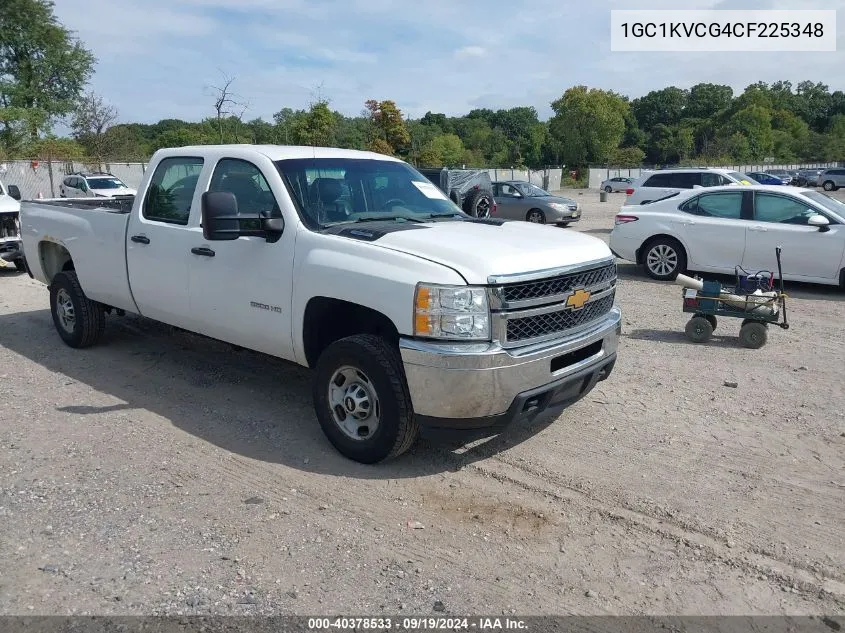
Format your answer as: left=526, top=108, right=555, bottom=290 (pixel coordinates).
left=125, top=155, right=205, bottom=327
left=187, top=156, right=296, bottom=359
left=678, top=191, right=749, bottom=273
left=493, top=183, right=525, bottom=220
left=742, top=191, right=845, bottom=281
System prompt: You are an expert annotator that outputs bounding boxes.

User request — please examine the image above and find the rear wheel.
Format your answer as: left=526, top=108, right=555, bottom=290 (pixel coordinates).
left=704, top=314, right=717, bottom=331
left=642, top=237, right=687, bottom=281
left=49, top=271, right=105, bottom=348
left=823, top=180, right=837, bottom=191
left=685, top=316, right=713, bottom=343
left=463, top=189, right=493, bottom=218
left=604, top=185, right=612, bottom=193
left=739, top=321, right=768, bottom=349
left=526, top=209, right=546, bottom=224
left=313, top=334, right=419, bottom=464
left=14, top=259, right=26, bottom=272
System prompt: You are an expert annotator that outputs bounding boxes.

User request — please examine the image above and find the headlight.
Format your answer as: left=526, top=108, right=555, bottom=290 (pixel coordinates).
left=414, top=284, right=490, bottom=340
left=549, top=202, right=577, bottom=213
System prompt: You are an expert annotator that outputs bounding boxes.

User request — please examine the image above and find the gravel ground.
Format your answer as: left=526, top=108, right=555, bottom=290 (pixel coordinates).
left=0, top=189, right=844, bottom=616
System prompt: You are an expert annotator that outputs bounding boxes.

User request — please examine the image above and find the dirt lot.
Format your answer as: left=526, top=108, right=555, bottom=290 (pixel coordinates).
left=1, top=189, right=844, bottom=617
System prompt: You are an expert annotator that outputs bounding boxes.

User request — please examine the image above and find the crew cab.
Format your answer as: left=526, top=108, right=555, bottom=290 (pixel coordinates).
left=19, top=145, right=621, bottom=463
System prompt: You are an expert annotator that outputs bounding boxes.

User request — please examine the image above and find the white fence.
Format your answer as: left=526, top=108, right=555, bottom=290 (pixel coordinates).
left=587, top=163, right=841, bottom=189
left=0, top=160, right=149, bottom=200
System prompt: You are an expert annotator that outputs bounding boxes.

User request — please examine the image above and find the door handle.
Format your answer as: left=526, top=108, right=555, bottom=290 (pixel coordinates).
left=130, top=235, right=150, bottom=244
left=191, top=247, right=215, bottom=257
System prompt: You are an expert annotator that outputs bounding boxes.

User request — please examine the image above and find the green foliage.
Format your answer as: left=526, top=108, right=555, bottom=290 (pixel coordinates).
left=418, top=133, right=465, bottom=167
left=0, top=0, right=95, bottom=141
left=608, top=146, right=646, bottom=167
left=548, top=86, right=628, bottom=167
left=365, top=99, right=411, bottom=155
left=728, top=105, right=774, bottom=160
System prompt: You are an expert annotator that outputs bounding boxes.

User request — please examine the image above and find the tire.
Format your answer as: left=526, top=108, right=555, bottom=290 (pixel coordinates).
left=704, top=314, right=717, bottom=331
left=49, top=270, right=106, bottom=348
left=313, top=334, right=419, bottom=464
left=685, top=316, right=713, bottom=343
left=449, top=190, right=461, bottom=206
left=525, top=209, right=546, bottom=224
left=14, top=259, right=26, bottom=272
left=641, top=237, right=687, bottom=281
left=463, top=189, right=493, bottom=218
left=739, top=321, right=768, bottom=349
left=604, top=185, right=613, bottom=193
left=823, top=180, right=836, bottom=191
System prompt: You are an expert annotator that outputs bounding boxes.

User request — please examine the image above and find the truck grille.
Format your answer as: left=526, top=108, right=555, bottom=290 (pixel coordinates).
left=500, top=262, right=616, bottom=304
left=506, top=294, right=615, bottom=343
left=490, top=260, right=617, bottom=347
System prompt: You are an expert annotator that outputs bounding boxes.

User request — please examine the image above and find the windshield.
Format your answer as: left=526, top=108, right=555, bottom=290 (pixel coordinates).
left=275, top=158, right=463, bottom=228
left=86, top=177, right=127, bottom=189
left=803, top=191, right=845, bottom=219
left=731, top=172, right=756, bottom=184
left=517, top=183, right=550, bottom=197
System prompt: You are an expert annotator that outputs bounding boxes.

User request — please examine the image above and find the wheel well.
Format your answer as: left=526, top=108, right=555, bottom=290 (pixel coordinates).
left=637, top=234, right=686, bottom=264
left=302, top=297, right=399, bottom=369
left=839, top=267, right=845, bottom=290
left=39, top=242, right=74, bottom=283
left=526, top=207, right=544, bottom=217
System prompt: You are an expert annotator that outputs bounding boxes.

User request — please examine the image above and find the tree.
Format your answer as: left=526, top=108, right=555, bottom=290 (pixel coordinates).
left=207, top=72, right=247, bottom=143
left=292, top=100, right=336, bottom=146
left=548, top=86, right=628, bottom=166
left=686, top=83, right=733, bottom=120
left=631, top=87, right=688, bottom=130
left=365, top=99, right=410, bottom=155
left=71, top=92, right=118, bottom=167
left=728, top=105, right=774, bottom=160
left=608, top=146, right=645, bottom=167
left=0, top=0, right=95, bottom=140
left=419, top=134, right=465, bottom=167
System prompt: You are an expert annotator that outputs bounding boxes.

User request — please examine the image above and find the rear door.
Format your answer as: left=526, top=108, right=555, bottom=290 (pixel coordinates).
left=677, top=190, right=750, bottom=272
left=742, top=191, right=845, bottom=281
left=126, top=156, right=205, bottom=327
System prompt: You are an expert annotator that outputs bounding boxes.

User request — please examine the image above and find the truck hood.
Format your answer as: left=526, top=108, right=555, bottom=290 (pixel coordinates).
left=373, top=220, right=612, bottom=284
left=0, top=196, right=20, bottom=213
left=91, top=187, right=136, bottom=197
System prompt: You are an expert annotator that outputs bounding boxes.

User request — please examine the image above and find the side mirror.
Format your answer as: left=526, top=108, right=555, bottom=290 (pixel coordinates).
left=808, top=214, right=830, bottom=232
left=7, top=185, right=21, bottom=201
left=201, top=191, right=284, bottom=243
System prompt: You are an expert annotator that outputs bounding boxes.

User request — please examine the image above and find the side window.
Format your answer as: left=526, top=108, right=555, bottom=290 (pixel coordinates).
left=683, top=192, right=744, bottom=219
left=143, top=157, right=204, bottom=225
left=501, top=184, right=520, bottom=197
left=671, top=173, right=700, bottom=189
left=754, top=193, right=818, bottom=225
left=643, top=173, right=673, bottom=187
left=208, top=158, right=280, bottom=231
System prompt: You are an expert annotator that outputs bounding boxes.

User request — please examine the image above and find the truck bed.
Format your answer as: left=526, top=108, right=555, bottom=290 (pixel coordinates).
left=20, top=199, right=137, bottom=313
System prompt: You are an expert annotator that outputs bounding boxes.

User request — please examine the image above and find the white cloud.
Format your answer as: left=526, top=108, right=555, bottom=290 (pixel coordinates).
left=454, top=46, right=487, bottom=60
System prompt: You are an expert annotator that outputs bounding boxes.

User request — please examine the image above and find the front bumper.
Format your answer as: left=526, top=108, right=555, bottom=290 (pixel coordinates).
left=0, top=239, right=23, bottom=265
left=399, top=307, right=621, bottom=429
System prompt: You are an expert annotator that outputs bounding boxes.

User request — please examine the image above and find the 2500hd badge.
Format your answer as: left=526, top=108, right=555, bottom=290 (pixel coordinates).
left=250, top=300, right=282, bottom=314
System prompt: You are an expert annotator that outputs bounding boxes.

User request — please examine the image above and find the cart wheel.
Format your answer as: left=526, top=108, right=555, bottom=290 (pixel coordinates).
left=704, top=314, right=717, bottom=331
left=685, top=316, right=713, bottom=343
left=739, top=321, right=768, bottom=349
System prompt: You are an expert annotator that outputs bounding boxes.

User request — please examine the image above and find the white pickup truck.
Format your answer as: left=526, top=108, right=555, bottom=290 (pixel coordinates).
left=19, top=145, right=621, bottom=463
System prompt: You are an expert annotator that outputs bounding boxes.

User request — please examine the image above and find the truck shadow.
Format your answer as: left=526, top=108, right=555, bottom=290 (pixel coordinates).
left=0, top=309, right=564, bottom=480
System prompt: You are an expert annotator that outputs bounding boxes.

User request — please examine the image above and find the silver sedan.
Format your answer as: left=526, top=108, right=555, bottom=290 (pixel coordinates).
left=599, top=176, right=634, bottom=192
left=491, top=181, right=581, bottom=226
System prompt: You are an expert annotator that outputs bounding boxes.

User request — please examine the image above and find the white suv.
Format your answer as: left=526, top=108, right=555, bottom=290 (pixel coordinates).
left=60, top=173, right=137, bottom=198
left=624, top=168, right=753, bottom=205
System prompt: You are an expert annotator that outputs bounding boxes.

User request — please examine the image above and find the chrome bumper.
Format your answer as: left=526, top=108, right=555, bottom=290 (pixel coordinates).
left=399, top=307, right=621, bottom=428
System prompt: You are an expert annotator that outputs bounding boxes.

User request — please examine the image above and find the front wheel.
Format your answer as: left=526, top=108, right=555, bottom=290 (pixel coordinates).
left=685, top=316, right=713, bottom=343
left=604, top=186, right=612, bottom=193
left=642, top=237, right=687, bottom=281
left=463, top=190, right=493, bottom=218
left=49, top=271, right=105, bottom=348
left=739, top=321, right=768, bottom=349
left=313, top=334, right=419, bottom=464
left=14, top=259, right=26, bottom=272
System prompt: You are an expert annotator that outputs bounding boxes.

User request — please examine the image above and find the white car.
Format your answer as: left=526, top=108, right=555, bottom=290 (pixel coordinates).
left=609, top=185, right=845, bottom=287
left=60, top=172, right=137, bottom=198
left=21, top=144, right=621, bottom=464
left=624, top=168, right=755, bottom=206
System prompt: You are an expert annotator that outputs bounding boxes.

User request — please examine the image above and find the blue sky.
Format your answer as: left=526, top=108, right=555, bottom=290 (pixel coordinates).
left=53, top=0, right=845, bottom=125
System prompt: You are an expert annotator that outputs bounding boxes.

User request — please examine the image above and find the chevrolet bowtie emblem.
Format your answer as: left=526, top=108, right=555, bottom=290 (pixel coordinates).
left=566, top=288, right=591, bottom=310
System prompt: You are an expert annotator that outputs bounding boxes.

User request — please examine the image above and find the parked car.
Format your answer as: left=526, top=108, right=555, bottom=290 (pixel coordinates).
left=600, top=176, right=634, bottom=193
left=624, top=168, right=755, bottom=205
left=491, top=180, right=581, bottom=226
left=0, top=179, right=25, bottom=271
left=797, top=169, right=824, bottom=187
left=20, top=144, right=622, bottom=464
left=746, top=171, right=788, bottom=185
left=765, top=168, right=795, bottom=183
left=60, top=172, right=137, bottom=198
left=609, top=184, right=845, bottom=286
left=818, top=168, right=845, bottom=191
left=416, top=167, right=496, bottom=217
